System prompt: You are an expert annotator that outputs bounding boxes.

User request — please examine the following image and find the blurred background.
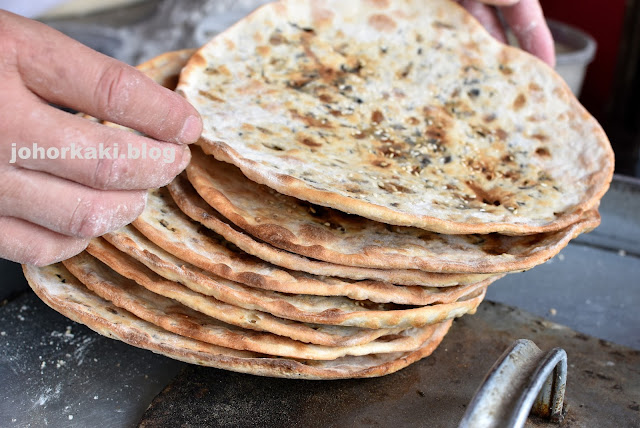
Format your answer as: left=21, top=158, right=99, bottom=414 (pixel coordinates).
left=540, top=0, right=640, bottom=178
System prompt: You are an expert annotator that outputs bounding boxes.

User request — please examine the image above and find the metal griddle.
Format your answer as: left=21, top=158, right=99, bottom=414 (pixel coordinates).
left=1, top=293, right=638, bottom=427
left=137, top=301, right=640, bottom=428
left=1, top=2, right=639, bottom=426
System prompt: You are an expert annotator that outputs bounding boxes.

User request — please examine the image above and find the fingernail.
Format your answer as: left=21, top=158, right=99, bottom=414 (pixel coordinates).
left=179, top=115, right=202, bottom=143
left=178, top=147, right=192, bottom=171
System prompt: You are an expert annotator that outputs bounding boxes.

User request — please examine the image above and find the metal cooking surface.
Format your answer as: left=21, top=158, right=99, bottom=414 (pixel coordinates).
left=137, top=301, right=640, bottom=428
left=1, top=296, right=638, bottom=427
left=0, top=293, right=183, bottom=428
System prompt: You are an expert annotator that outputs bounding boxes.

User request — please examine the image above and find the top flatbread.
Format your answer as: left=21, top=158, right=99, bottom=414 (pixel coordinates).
left=179, top=0, right=613, bottom=235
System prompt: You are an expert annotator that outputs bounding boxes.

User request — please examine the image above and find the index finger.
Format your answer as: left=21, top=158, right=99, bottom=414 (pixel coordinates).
left=1, top=11, right=202, bottom=144
left=500, top=0, right=556, bottom=67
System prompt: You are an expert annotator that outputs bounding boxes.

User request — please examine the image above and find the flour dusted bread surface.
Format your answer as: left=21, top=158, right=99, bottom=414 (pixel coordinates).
left=179, top=0, right=613, bottom=234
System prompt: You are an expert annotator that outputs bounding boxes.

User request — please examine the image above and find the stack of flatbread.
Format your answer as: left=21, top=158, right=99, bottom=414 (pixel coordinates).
left=24, top=0, right=613, bottom=379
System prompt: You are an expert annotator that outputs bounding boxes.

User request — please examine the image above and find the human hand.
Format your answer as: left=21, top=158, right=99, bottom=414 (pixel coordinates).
left=0, top=10, right=202, bottom=266
left=458, top=0, right=555, bottom=67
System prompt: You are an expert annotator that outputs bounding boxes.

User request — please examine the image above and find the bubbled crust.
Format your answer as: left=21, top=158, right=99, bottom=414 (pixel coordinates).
left=178, top=0, right=614, bottom=234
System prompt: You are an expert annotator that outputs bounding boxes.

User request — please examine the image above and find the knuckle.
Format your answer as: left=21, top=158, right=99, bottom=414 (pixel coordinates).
left=68, top=192, right=144, bottom=238
left=89, top=130, right=131, bottom=189
left=94, top=63, right=135, bottom=120
left=90, top=149, right=117, bottom=190
left=161, top=99, right=183, bottom=136
left=0, top=169, right=16, bottom=204
left=69, top=200, right=109, bottom=238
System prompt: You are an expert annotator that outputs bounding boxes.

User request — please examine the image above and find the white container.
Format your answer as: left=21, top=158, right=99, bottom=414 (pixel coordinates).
left=547, top=20, right=597, bottom=97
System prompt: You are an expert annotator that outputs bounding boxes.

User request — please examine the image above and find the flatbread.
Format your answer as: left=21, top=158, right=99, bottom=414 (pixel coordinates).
left=23, top=263, right=452, bottom=379
left=87, top=238, right=405, bottom=347
left=100, top=211, right=495, bottom=306
left=104, top=225, right=488, bottom=329
left=178, top=0, right=613, bottom=234
left=169, top=172, right=492, bottom=286
left=169, top=176, right=502, bottom=300
left=63, top=252, right=445, bottom=360
left=187, top=148, right=601, bottom=272
left=132, top=187, right=500, bottom=303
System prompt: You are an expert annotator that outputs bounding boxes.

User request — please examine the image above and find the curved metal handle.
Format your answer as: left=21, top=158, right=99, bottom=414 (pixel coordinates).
left=459, top=339, right=567, bottom=428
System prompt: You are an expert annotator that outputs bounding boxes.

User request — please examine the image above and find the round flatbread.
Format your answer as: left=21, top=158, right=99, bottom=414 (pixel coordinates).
left=169, top=172, right=493, bottom=286
left=23, top=263, right=452, bottom=379
left=63, top=252, right=443, bottom=360
left=187, top=147, right=600, bottom=272
left=87, top=239, right=416, bottom=346
left=104, top=224, right=488, bottom=329
left=130, top=188, right=499, bottom=306
left=178, top=0, right=613, bottom=234
left=86, top=238, right=406, bottom=347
